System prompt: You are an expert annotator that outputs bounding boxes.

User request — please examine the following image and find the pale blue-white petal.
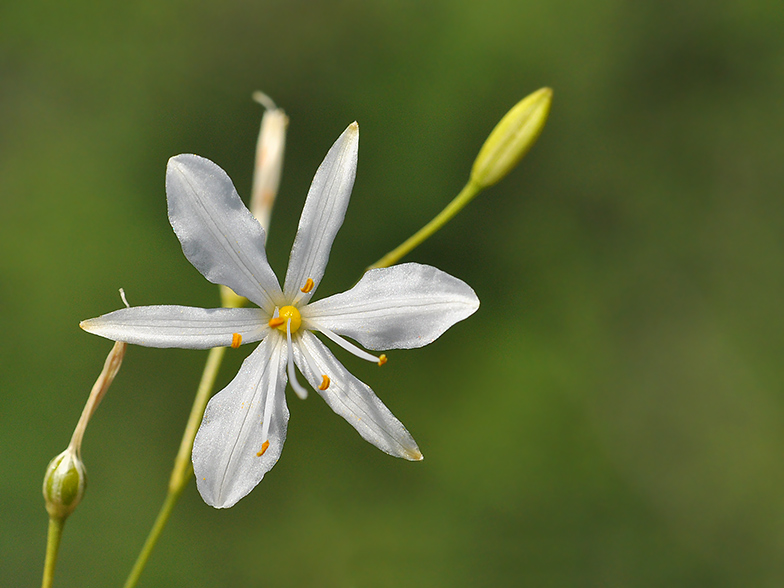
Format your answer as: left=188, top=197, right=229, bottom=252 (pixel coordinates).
left=303, top=263, right=479, bottom=350
left=192, top=335, right=288, bottom=508
left=80, top=306, right=269, bottom=349
left=167, top=155, right=284, bottom=312
left=282, top=123, right=358, bottom=302
left=293, top=330, right=422, bottom=461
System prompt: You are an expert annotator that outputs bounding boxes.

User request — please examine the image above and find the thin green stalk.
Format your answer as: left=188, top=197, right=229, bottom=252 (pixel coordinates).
left=122, top=484, right=183, bottom=588
left=41, top=517, right=65, bottom=588
left=368, top=180, right=482, bottom=270
left=123, top=345, right=227, bottom=588
left=168, top=346, right=227, bottom=493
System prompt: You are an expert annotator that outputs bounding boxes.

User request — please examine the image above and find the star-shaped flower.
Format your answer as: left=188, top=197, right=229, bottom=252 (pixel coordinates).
left=81, top=123, right=480, bottom=508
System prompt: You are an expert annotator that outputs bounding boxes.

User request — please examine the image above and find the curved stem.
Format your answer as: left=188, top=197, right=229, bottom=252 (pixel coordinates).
left=41, top=517, right=65, bottom=588
left=123, top=345, right=227, bottom=588
left=368, top=180, right=482, bottom=270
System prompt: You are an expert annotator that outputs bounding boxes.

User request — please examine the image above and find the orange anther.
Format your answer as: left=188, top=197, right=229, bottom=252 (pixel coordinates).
left=231, top=333, right=242, bottom=348
left=268, top=316, right=285, bottom=329
left=256, top=440, right=270, bottom=457
left=319, top=375, right=331, bottom=390
left=377, top=354, right=388, bottom=366
left=300, top=278, right=315, bottom=293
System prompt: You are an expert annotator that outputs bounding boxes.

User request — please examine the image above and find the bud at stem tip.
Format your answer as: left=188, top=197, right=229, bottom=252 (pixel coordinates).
left=470, top=87, right=552, bottom=189
left=43, top=448, right=86, bottom=520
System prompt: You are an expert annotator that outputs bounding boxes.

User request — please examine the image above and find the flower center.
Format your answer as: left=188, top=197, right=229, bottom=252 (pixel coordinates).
left=268, top=305, right=302, bottom=334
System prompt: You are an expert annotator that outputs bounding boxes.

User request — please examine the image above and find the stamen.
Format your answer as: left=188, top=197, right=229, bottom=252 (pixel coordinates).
left=268, top=316, right=285, bottom=329
left=258, top=341, right=282, bottom=454
left=315, top=324, right=387, bottom=365
left=286, top=319, right=308, bottom=399
left=300, top=278, right=315, bottom=293
left=231, top=333, right=242, bottom=348
left=256, top=440, right=270, bottom=457
left=296, top=334, right=334, bottom=396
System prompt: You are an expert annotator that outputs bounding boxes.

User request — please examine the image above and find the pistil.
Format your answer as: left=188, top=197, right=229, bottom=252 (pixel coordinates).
left=269, top=305, right=301, bottom=333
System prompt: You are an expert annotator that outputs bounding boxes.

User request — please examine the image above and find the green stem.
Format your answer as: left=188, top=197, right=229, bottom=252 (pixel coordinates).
left=168, top=346, right=227, bottom=493
left=122, top=484, right=183, bottom=588
left=368, top=180, right=482, bottom=270
left=41, top=517, right=65, bottom=588
left=123, top=345, right=227, bottom=588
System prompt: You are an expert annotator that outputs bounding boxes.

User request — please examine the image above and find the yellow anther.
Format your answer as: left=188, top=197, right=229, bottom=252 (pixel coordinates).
left=268, top=305, right=302, bottom=333
left=318, top=375, right=331, bottom=390
left=378, top=354, right=388, bottom=366
left=231, top=333, right=242, bottom=349
left=300, top=278, right=315, bottom=293
left=256, top=440, right=270, bottom=457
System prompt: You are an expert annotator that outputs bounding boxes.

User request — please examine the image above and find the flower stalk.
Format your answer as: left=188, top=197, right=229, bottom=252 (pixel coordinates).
left=124, top=93, right=285, bottom=587
left=369, top=87, right=552, bottom=270
left=123, top=345, right=227, bottom=588
left=41, top=518, right=64, bottom=588
left=368, top=181, right=482, bottom=270
left=41, top=340, right=126, bottom=588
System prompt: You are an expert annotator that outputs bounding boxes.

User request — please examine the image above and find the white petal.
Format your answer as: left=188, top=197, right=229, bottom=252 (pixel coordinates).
left=283, top=123, right=358, bottom=302
left=167, top=155, right=283, bottom=312
left=293, top=331, right=422, bottom=461
left=192, top=335, right=288, bottom=508
left=80, top=306, right=268, bottom=349
left=304, top=263, right=480, bottom=350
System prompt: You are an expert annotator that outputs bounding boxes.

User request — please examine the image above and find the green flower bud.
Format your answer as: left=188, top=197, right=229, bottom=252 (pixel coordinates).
left=470, top=87, right=553, bottom=189
left=43, top=448, right=86, bottom=520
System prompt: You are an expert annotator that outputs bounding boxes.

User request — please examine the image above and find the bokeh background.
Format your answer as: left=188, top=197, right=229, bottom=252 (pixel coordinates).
left=3, top=1, right=784, bottom=586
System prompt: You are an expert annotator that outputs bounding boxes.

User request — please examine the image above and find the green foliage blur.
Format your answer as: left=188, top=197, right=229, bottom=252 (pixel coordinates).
left=3, top=1, right=784, bottom=586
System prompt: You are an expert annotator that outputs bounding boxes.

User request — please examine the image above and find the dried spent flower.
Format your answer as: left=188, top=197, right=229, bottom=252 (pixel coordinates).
left=42, top=340, right=126, bottom=519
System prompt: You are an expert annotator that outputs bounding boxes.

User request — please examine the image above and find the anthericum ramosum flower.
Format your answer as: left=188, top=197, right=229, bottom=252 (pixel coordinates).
left=80, top=123, right=480, bottom=508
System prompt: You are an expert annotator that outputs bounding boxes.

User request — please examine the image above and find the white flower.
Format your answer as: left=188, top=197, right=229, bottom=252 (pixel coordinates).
left=81, top=123, right=480, bottom=508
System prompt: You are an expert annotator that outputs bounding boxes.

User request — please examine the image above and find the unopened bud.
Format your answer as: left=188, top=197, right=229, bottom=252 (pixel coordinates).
left=43, top=448, right=86, bottom=520
left=220, top=93, right=287, bottom=309
left=470, top=87, right=552, bottom=189
left=250, top=91, right=288, bottom=237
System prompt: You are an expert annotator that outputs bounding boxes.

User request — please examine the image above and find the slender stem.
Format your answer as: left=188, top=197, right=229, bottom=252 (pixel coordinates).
left=168, top=346, right=227, bottom=493
left=122, top=484, right=183, bottom=588
left=125, top=93, right=276, bottom=588
left=41, top=517, right=65, bottom=588
left=368, top=180, right=482, bottom=270
left=123, top=345, right=227, bottom=588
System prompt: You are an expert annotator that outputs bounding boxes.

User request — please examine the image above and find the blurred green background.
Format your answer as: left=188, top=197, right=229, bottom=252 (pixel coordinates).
left=3, top=1, right=784, bottom=586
